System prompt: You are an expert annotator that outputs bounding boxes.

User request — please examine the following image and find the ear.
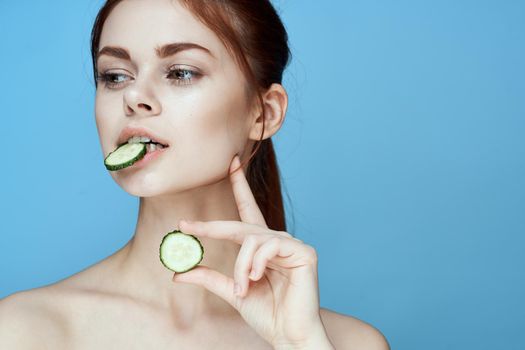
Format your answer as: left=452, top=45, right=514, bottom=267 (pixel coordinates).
left=248, top=83, right=288, bottom=141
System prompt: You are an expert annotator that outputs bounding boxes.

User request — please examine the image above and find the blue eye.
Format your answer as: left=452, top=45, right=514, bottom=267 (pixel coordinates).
left=96, top=72, right=129, bottom=89
left=166, top=66, right=201, bottom=86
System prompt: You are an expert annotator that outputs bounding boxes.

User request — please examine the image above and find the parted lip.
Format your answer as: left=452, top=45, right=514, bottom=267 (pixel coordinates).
left=117, top=125, right=170, bottom=147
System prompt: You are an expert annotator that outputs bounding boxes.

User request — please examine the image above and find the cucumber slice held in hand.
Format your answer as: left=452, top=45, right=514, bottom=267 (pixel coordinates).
left=104, top=143, right=147, bottom=171
left=159, top=230, right=204, bottom=273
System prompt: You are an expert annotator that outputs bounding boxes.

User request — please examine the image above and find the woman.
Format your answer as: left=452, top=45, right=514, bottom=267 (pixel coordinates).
left=0, top=0, right=389, bottom=349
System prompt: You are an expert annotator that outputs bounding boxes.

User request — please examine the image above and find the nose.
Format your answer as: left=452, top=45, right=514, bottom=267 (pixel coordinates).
left=123, top=82, right=162, bottom=117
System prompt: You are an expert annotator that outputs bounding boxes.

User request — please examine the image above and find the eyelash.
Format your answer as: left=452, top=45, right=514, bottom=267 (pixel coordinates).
left=96, top=66, right=201, bottom=89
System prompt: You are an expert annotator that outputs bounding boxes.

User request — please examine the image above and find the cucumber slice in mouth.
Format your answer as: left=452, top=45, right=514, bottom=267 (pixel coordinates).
left=159, top=230, right=204, bottom=273
left=104, top=143, right=147, bottom=171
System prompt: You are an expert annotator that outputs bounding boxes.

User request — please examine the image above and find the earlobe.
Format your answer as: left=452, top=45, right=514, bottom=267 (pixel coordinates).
left=248, top=83, right=288, bottom=141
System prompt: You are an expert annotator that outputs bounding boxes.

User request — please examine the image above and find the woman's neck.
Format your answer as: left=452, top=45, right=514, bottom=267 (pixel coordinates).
left=113, top=176, right=243, bottom=324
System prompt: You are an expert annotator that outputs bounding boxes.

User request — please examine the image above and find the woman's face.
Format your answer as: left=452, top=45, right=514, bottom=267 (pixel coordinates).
left=95, top=0, right=254, bottom=197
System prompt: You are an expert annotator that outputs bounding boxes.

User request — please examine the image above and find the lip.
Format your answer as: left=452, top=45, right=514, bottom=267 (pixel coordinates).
left=117, top=125, right=170, bottom=147
left=125, top=146, right=169, bottom=170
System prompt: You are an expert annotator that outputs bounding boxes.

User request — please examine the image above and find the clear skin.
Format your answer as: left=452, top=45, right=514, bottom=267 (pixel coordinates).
left=96, top=1, right=331, bottom=349
left=0, top=0, right=390, bottom=349
left=94, top=0, right=333, bottom=347
left=95, top=0, right=389, bottom=348
left=94, top=0, right=275, bottom=319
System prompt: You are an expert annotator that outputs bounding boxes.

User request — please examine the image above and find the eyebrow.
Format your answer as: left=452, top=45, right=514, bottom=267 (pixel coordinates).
left=96, top=42, right=215, bottom=62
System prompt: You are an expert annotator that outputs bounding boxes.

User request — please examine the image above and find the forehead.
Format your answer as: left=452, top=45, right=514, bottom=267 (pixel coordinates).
left=99, top=0, right=227, bottom=62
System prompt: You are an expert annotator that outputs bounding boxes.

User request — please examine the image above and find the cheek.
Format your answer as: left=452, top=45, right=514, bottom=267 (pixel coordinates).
left=94, top=92, right=122, bottom=154
left=170, top=94, right=249, bottom=182
left=175, top=115, right=240, bottom=176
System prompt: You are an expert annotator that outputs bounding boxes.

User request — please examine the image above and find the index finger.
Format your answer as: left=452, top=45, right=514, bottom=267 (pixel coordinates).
left=179, top=220, right=265, bottom=245
left=229, top=154, right=267, bottom=228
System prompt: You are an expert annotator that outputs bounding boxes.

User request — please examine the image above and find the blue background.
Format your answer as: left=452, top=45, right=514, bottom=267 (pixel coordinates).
left=1, top=1, right=524, bottom=349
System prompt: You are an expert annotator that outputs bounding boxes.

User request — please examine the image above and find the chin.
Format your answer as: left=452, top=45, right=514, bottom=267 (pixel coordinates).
left=113, top=172, right=170, bottom=197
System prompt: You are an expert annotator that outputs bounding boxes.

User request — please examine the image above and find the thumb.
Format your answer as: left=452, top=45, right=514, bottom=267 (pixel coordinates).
left=172, top=265, right=239, bottom=308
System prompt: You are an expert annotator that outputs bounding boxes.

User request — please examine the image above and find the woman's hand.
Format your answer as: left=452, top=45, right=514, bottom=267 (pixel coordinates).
left=171, top=155, right=334, bottom=349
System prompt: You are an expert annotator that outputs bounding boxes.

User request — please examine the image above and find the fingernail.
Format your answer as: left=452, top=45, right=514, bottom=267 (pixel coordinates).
left=249, top=269, right=257, bottom=280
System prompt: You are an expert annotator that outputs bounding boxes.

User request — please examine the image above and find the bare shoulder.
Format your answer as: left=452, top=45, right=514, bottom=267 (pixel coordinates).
left=0, top=288, right=69, bottom=349
left=320, top=307, right=390, bottom=350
